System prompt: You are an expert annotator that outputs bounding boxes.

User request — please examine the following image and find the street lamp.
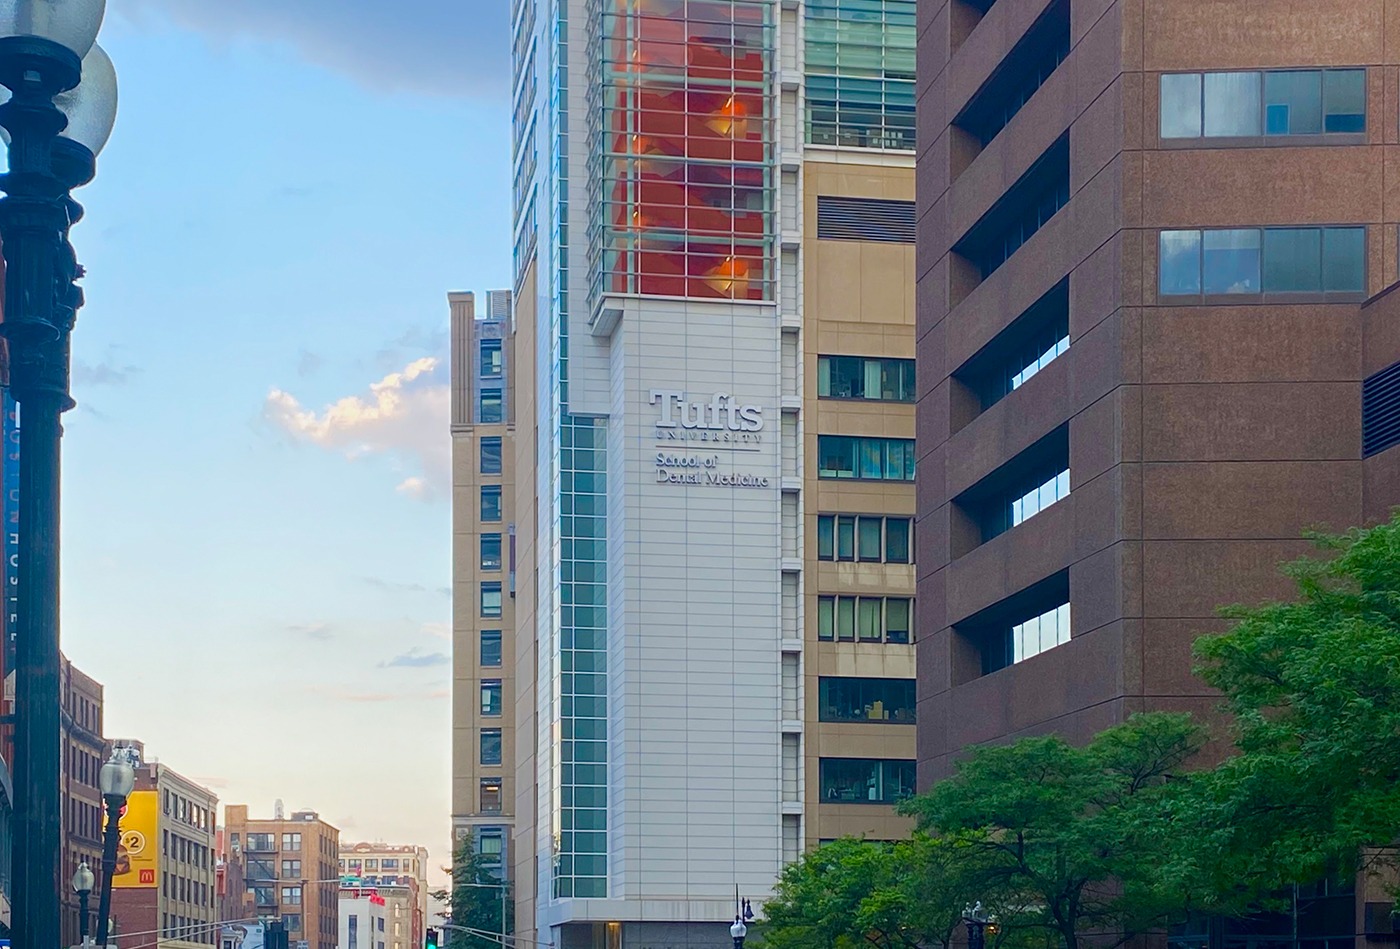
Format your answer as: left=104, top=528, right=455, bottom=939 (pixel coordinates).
left=0, top=3, right=116, bottom=949
left=963, top=901, right=999, bottom=949
left=73, top=860, right=95, bottom=946
left=95, top=750, right=135, bottom=949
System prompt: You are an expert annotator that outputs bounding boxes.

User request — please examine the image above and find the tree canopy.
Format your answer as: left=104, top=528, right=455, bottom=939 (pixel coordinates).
left=430, top=837, right=513, bottom=949
left=759, top=514, right=1400, bottom=949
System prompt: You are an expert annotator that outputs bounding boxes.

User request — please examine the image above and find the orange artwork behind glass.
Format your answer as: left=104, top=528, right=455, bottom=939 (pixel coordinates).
left=603, top=0, right=772, bottom=301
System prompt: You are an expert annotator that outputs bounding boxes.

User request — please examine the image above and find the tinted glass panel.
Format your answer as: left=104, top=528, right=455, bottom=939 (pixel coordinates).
left=1202, top=228, right=1260, bottom=294
left=1323, top=69, right=1366, bottom=132
left=1160, top=73, right=1202, bottom=138
left=481, top=437, right=503, bottom=475
left=818, top=677, right=916, bottom=723
left=1264, top=70, right=1322, bottom=134
left=885, top=518, right=910, bottom=563
left=1204, top=71, right=1261, bottom=136
left=1263, top=228, right=1322, bottom=292
left=1323, top=227, right=1365, bottom=292
left=1159, top=230, right=1201, bottom=294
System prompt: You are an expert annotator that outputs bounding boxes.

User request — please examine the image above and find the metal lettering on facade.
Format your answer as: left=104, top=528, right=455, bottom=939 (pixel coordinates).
left=650, top=390, right=764, bottom=449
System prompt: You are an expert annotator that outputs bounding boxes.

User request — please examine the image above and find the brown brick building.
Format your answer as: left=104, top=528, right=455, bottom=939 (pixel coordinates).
left=61, top=657, right=103, bottom=948
left=915, top=0, right=1400, bottom=792
left=224, top=805, right=340, bottom=949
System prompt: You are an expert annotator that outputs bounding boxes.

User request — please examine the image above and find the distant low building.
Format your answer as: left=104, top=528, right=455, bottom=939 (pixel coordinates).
left=338, top=842, right=430, bottom=949
left=338, top=888, right=389, bottom=949
left=224, top=804, right=340, bottom=949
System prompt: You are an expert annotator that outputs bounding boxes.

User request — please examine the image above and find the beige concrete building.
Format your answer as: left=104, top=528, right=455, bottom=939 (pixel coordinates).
left=338, top=842, right=430, bottom=949
left=224, top=805, right=340, bottom=949
left=448, top=290, right=516, bottom=880
left=107, top=741, right=219, bottom=949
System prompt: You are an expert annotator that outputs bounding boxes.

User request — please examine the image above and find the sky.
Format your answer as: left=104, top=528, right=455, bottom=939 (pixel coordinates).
left=49, top=1, right=511, bottom=884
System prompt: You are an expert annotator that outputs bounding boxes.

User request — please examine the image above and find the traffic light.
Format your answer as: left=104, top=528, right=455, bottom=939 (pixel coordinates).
left=426, top=927, right=441, bottom=949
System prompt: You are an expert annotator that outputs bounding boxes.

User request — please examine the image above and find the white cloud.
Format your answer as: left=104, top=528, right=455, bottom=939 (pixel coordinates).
left=264, top=357, right=449, bottom=500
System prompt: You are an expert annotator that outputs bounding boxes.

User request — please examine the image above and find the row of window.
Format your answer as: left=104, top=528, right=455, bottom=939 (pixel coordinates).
left=816, top=595, right=912, bottom=644
left=816, top=514, right=912, bottom=563
left=244, top=832, right=303, bottom=852
left=162, top=870, right=212, bottom=907
left=818, top=676, right=915, bottom=724
left=164, top=830, right=212, bottom=870
left=1159, top=226, right=1365, bottom=298
left=817, top=435, right=915, bottom=481
left=804, top=0, right=916, bottom=151
left=982, top=600, right=1072, bottom=674
left=338, top=856, right=406, bottom=872
left=817, top=354, right=914, bottom=402
left=1160, top=68, right=1365, bottom=140
left=819, top=757, right=914, bottom=804
left=163, top=914, right=216, bottom=946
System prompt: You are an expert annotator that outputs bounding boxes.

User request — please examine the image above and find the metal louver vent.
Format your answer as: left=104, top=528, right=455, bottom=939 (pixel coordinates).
left=1363, top=360, right=1400, bottom=458
left=817, top=195, right=916, bottom=244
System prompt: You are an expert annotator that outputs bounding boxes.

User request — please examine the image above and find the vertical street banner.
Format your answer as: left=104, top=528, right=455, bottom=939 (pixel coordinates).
left=2, top=392, right=16, bottom=677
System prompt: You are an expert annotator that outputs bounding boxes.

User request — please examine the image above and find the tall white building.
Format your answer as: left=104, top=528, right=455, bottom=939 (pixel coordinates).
left=501, top=0, right=919, bottom=944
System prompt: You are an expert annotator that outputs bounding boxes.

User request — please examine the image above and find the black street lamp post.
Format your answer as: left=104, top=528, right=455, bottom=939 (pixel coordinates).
left=73, top=860, right=95, bottom=947
left=95, top=749, right=134, bottom=949
left=0, top=5, right=116, bottom=949
left=964, top=901, right=998, bottom=949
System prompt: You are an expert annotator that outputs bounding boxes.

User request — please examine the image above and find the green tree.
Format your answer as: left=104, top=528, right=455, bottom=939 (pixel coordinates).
left=760, top=835, right=983, bottom=949
left=430, top=838, right=513, bottom=949
left=1190, top=513, right=1400, bottom=898
left=899, top=713, right=1207, bottom=949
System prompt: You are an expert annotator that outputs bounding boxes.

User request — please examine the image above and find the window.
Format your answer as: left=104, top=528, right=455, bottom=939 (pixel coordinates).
left=817, top=596, right=912, bottom=644
left=481, top=582, right=503, bottom=618
left=481, top=485, right=502, bottom=522
left=481, top=680, right=503, bottom=716
left=953, top=0, right=1070, bottom=146
left=479, top=828, right=505, bottom=865
left=246, top=833, right=274, bottom=852
left=282, top=833, right=301, bottom=851
left=480, top=778, right=503, bottom=814
left=817, top=436, right=915, bottom=481
left=481, top=534, right=503, bottom=571
left=805, top=0, right=915, bottom=150
left=480, top=389, right=504, bottom=423
left=282, top=859, right=301, bottom=877
left=956, top=135, right=1069, bottom=279
left=364, top=859, right=378, bottom=870
left=819, top=758, right=915, bottom=804
left=974, top=581, right=1072, bottom=674
left=480, top=629, right=503, bottom=667
left=284, top=915, right=302, bottom=934
left=818, top=355, right=914, bottom=402
left=1159, top=226, right=1365, bottom=298
left=1363, top=360, right=1400, bottom=457
left=816, top=196, right=917, bottom=243
left=481, top=339, right=503, bottom=376
left=282, top=885, right=302, bottom=905
left=1160, top=68, right=1366, bottom=140
left=817, top=515, right=912, bottom=563
left=481, top=728, right=503, bottom=765
left=819, top=678, right=916, bottom=723
left=481, top=436, right=503, bottom=475
left=348, top=916, right=359, bottom=949
left=381, top=858, right=399, bottom=870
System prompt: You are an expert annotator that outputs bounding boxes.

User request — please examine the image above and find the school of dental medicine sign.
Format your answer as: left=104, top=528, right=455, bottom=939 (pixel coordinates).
left=649, top=389, right=773, bottom=489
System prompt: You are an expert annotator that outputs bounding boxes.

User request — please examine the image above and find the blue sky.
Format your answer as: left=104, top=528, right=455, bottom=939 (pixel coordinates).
left=51, top=2, right=510, bottom=880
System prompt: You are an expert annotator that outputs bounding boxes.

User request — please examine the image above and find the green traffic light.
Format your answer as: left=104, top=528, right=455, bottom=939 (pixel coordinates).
left=426, top=928, right=441, bottom=949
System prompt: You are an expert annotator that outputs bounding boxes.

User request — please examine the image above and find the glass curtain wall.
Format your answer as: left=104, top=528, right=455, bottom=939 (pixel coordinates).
left=596, top=0, right=776, bottom=301
left=805, top=0, right=916, bottom=149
